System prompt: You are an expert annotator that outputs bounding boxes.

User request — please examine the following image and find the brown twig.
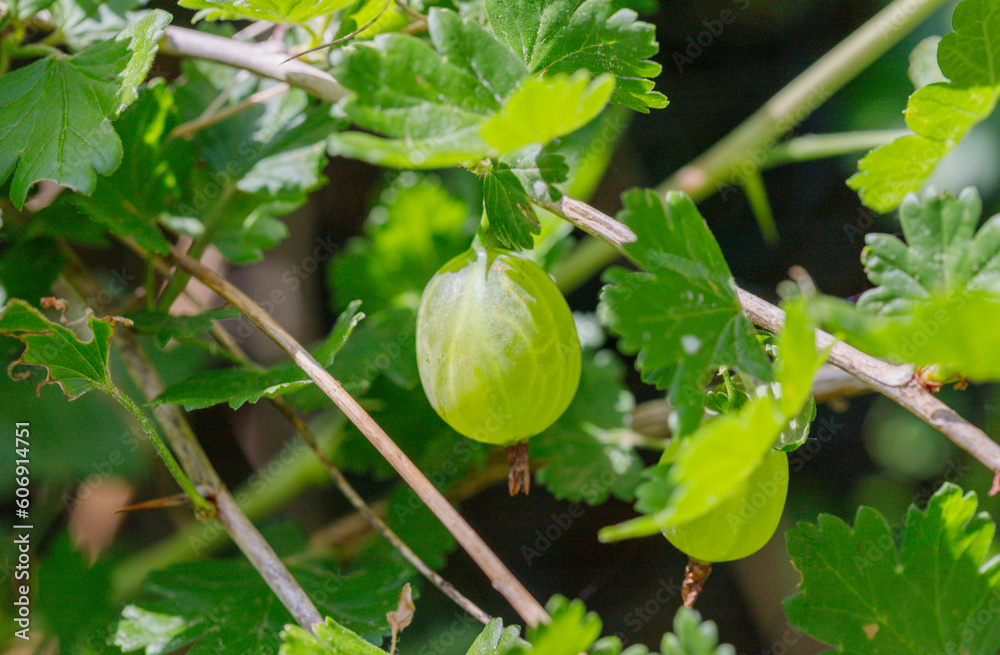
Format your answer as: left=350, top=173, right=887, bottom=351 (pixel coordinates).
left=55, top=264, right=323, bottom=630
left=531, top=199, right=1000, bottom=475
left=167, top=245, right=549, bottom=627
left=159, top=26, right=344, bottom=102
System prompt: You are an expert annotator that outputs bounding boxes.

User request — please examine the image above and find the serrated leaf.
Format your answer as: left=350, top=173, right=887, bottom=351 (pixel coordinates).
left=818, top=290, right=1000, bottom=382
left=280, top=617, right=387, bottom=655
left=532, top=349, right=643, bottom=505
left=600, top=301, right=824, bottom=541
left=330, top=8, right=628, bottom=168
left=0, top=299, right=117, bottom=399
left=465, top=618, right=522, bottom=655
left=130, top=557, right=411, bottom=654
left=483, top=163, right=541, bottom=250
left=659, top=607, right=735, bottom=655
left=329, top=8, right=526, bottom=167
left=481, top=72, right=615, bottom=152
left=598, top=189, right=771, bottom=436
left=113, top=606, right=188, bottom=654
left=784, top=482, right=1000, bottom=655
left=484, top=0, right=667, bottom=112
left=856, top=187, right=997, bottom=314
left=152, top=302, right=363, bottom=409
left=0, top=9, right=171, bottom=208
left=47, top=0, right=148, bottom=50
left=177, top=0, right=354, bottom=23
left=508, top=596, right=602, bottom=655
left=848, top=0, right=1000, bottom=212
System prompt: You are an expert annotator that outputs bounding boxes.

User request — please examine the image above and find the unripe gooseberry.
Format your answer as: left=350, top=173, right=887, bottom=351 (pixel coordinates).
left=415, top=246, right=581, bottom=445
left=664, top=448, right=788, bottom=563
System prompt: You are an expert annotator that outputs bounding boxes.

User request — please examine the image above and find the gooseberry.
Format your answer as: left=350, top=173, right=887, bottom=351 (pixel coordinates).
left=664, top=448, right=788, bottom=563
left=415, top=245, right=581, bottom=446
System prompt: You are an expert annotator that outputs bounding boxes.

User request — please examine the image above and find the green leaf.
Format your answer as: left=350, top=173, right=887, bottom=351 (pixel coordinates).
left=532, top=349, right=644, bottom=505
left=481, top=72, right=615, bottom=153
left=328, top=179, right=474, bottom=313
left=784, top=482, right=1000, bottom=655
left=113, top=606, right=188, bottom=654
left=280, top=617, right=387, bottom=655
left=37, top=532, right=115, bottom=650
left=484, top=0, right=668, bottom=112
left=659, top=607, right=735, bottom=655
left=67, top=80, right=176, bottom=255
left=329, top=8, right=527, bottom=167
left=848, top=0, right=1000, bottom=212
left=0, top=299, right=117, bottom=399
left=855, top=187, right=997, bottom=314
left=483, top=162, right=542, bottom=250
left=0, top=236, right=64, bottom=304
left=152, top=302, right=363, bottom=409
left=465, top=618, right=522, bottom=655
left=177, top=0, right=354, bottom=23
left=129, top=557, right=411, bottom=654
left=600, top=300, right=824, bottom=541
left=46, top=0, right=148, bottom=50
left=508, top=596, right=602, bottom=655
left=816, top=188, right=1000, bottom=381
left=598, top=189, right=771, bottom=436
left=0, top=9, right=171, bottom=208
left=127, top=307, right=242, bottom=348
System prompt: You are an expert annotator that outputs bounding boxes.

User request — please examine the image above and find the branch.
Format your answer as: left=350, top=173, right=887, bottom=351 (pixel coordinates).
left=167, top=246, right=550, bottom=628
left=59, top=260, right=323, bottom=630
left=159, top=26, right=345, bottom=103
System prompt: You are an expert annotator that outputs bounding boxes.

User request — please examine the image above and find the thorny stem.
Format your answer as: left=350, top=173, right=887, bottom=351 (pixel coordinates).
left=59, top=258, right=323, bottom=631
left=167, top=245, right=550, bottom=627
left=105, top=385, right=216, bottom=519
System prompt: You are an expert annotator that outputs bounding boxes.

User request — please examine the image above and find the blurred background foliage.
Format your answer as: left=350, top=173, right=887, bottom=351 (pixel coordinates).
left=2, top=0, right=1000, bottom=653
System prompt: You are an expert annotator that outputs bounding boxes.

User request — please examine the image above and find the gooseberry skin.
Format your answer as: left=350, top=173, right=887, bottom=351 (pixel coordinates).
left=416, top=247, right=581, bottom=445
left=664, top=448, right=788, bottom=563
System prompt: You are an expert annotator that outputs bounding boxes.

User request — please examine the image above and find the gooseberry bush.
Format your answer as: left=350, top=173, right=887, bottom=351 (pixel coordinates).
left=2, top=0, right=1000, bottom=653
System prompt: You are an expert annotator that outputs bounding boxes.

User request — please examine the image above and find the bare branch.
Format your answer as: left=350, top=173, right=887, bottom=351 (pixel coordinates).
left=536, top=196, right=636, bottom=247
left=56, top=263, right=323, bottom=630
left=167, top=246, right=550, bottom=628
left=159, top=26, right=345, bottom=103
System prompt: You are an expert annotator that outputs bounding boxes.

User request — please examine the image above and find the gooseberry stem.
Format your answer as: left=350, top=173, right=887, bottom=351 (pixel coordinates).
left=682, top=559, right=713, bottom=608
left=507, top=442, right=531, bottom=496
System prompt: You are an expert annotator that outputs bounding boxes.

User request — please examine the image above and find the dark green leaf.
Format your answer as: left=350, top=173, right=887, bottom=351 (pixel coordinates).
left=0, top=10, right=171, bottom=207
left=126, top=307, right=242, bottom=348
left=37, top=532, right=114, bottom=650
left=532, top=349, right=644, bottom=505
left=129, top=557, right=411, bottom=654
left=848, top=0, right=1000, bottom=212
left=152, top=302, right=363, bottom=409
left=598, top=189, right=771, bottom=436
left=67, top=80, right=177, bottom=254
left=484, top=0, right=668, bottom=112
left=280, top=617, right=387, bottom=655
left=0, top=299, right=117, bottom=399
left=0, top=237, right=63, bottom=304
left=784, top=483, right=1000, bottom=655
